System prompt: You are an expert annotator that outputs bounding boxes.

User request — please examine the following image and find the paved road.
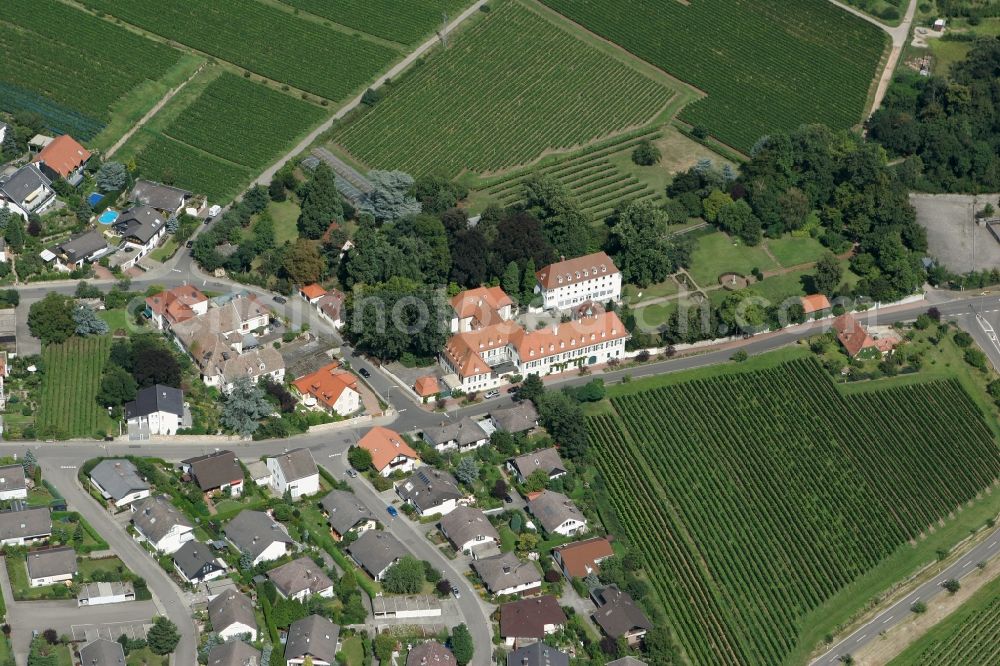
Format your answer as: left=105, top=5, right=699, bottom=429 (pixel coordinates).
left=811, top=526, right=1000, bottom=665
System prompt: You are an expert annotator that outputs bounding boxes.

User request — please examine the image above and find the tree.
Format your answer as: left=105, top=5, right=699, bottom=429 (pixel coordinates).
left=72, top=522, right=84, bottom=545
left=520, top=257, right=537, bottom=306
left=536, top=391, right=588, bottom=461
left=358, top=170, right=421, bottom=223
left=414, top=174, right=468, bottom=213
left=518, top=373, right=545, bottom=403
left=454, top=456, right=479, bottom=486
left=910, top=600, right=927, bottom=614
left=97, top=365, right=137, bottom=407
left=373, top=633, right=395, bottom=662
left=5, top=214, right=25, bottom=251
left=812, top=252, right=843, bottom=296
left=523, top=174, right=590, bottom=258
left=717, top=199, right=762, bottom=245
left=73, top=305, right=109, bottom=337
left=942, top=578, right=961, bottom=594
left=347, top=446, right=373, bottom=472
left=130, top=336, right=182, bottom=388
left=524, top=469, right=549, bottom=493
left=28, top=293, right=76, bottom=345
left=297, top=162, right=343, bottom=239
left=631, top=139, right=661, bottom=166
left=220, top=377, right=272, bottom=438
left=490, top=478, right=509, bottom=500
left=346, top=277, right=448, bottom=361
left=147, top=616, right=180, bottom=655
left=22, top=450, right=37, bottom=474
left=95, top=162, right=128, bottom=192
left=607, top=200, right=674, bottom=287
left=282, top=238, right=325, bottom=285
left=701, top=189, right=733, bottom=223
left=382, top=556, right=425, bottom=594
left=450, top=624, right=474, bottom=666
left=501, top=261, right=521, bottom=304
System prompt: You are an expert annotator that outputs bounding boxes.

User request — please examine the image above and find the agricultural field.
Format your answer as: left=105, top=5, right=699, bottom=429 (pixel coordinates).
left=77, top=0, right=397, bottom=101
left=540, top=0, right=888, bottom=153
left=278, top=0, right=471, bottom=45
left=889, top=574, right=1000, bottom=665
left=334, top=0, right=676, bottom=177
left=0, top=0, right=183, bottom=139
left=588, top=357, right=1000, bottom=665
left=36, top=336, right=113, bottom=440
left=130, top=134, right=252, bottom=203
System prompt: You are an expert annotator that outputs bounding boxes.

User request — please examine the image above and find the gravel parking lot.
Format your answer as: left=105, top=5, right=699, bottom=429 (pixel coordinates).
left=911, top=193, right=1000, bottom=273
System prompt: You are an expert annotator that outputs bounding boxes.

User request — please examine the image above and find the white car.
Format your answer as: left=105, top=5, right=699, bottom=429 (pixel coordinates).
left=207, top=204, right=222, bottom=218
left=484, top=389, right=500, bottom=399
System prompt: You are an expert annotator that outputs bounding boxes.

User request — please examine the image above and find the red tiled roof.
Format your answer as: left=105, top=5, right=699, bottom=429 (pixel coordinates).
left=145, top=285, right=207, bottom=326
left=554, top=537, right=614, bottom=578
left=832, top=313, right=873, bottom=357
left=450, top=286, right=512, bottom=324
left=292, top=362, right=358, bottom=411
left=358, top=427, right=418, bottom=472
left=442, top=321, right=521, bottom=378
left=800, top=294, right=831, bottom=314
left=536, top=252, right=618, bottom=290
left=301, top=284, right=326, bottom=300
left=513, top=312, right=627, bottom=361
left=413, top=375, right=440, bottom=398
left=32, top=135, right=90, bottom=178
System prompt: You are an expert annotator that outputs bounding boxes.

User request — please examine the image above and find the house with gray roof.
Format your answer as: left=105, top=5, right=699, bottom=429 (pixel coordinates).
left=89, top=459, right=150, bottom=508
left=438, top=506, right=499, bottom=555
left=0, top=507, right=51, bottom=546
left=26, top=546, right=77, bottom=587
left=526, top=490, right=586, bottom=537
left=591, top=585, right=652, bottom=646
left=79, top=638, right=126, bottom=665
left=319, top=490, right=375, bottom=541
left=508, top=448, right=566, bottom=484
left=406, top=641, right=455, bottom=666
left=182, top=450, right=244, bottom=497
left=46, top=229, right=109, bottom=270
left=113, top=205, right=167, bottom=268
left=472, top=551, right=542, bottom=597
left=131, top=495, right=194, bottom=554
left=0, top=164, right=55, bottom=215
left=172, top=539, right=226, bottom=584
left=421, top=417, right=489, bottom=452
left=208, top=588, right=258, bottom=642
left=208, top=640, right=260, bottom=666
left=347, top=530, right=407, bottom=581
left=285, top=614, right=340, bottom=666
left=490, top=401, right=538, bottom=434
left=125, top=384, right=185, bottom=437
left=0, top=463, right=27, bottom=500
left=267, top=556, right=333, bottom=602
left=267, top=448, right=319, bottom=500
left=130, top=179, right=190, bottom=215
left=396, top=468, right=463, bottom=518
left=507, top=643, right=569, bottom=666
left=224, top=510, right=295, bottom=566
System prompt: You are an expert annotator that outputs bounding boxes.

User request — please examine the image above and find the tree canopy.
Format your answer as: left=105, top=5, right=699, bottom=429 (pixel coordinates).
left=221, top=377, right=272, bottom=438
left=28, top=293, right=76, bottom=345
left=297, top=162, right=343, bottom=239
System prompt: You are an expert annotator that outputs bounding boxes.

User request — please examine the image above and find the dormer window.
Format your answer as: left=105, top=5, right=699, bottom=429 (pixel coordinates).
left=601, top=265, right=607, bottom=272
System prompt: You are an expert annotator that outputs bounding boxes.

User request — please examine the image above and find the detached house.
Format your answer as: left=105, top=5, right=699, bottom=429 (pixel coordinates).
left=832, top=313, right=901, bottom=358
left=500, top=596, right=567, bottom=647
left=267, top=556, right=334, bottom=602
left=112, top=206, right=167, bottom=269
left=527, top=491, right=587, bottom=537
left=299, top=283, right=326, bottom=304
left=125, top=384, right=184, bottom=437
left=292, top=362, right=361, bottom=417
left=131, top=495, right=194, bottom=554
left=182, top=450, right=244, bottom=497
left=535, top=252, right=621, bottom=311
left=473, top=552, right=542, bottom=597
left=31, top=134, right=90, bottom=185
left=0, top=164, right=56, bottom=216
left=208, top=641, right=261, bottom=666
left=507, top=643, right=569, bottom=666
left=43, top=229, right=109, bottom=270
left=0, top=507, right=51, bottom=546
left=130, top=179, right=191, bottom=216
left=208, top=588, right=258, bottom=642
left=26, top=547, right=77, bottom=587
left=421, top=418, right=489, bottom=453
left=79, top=639, right=127, bottom=666
left=396, top=468, right=463, bottom=518
left=267, top=448, right=319, bottom=500
left=490, top=402, right=538, bottom=435
left=145, top=285, right=209, bottom=330
left=553, top=537, right=614, bottom=580
left=357, top=427, right=419, bottom=477
left=320, top=490, right=375, bottom=541
left=450, top=286, right=514, bottom=333
left=316, top=290, right=345, bottom=329
left=591, top=585, right=653, bottom=646
left=348, top=530, right=407, bottom=581
left=407, top=642, right=455, bottom=666
left=224, top=510, right=295, bottom=566
left=439, top=506, right=499, bottom=555
left=89, top=459, right=150, bottom=509
left=508, top=448, right=567, bottom=484
left=173, top=539, right=227, bottom=584
left=0, top=464, right=27, bottom=500
left=285, top=614, right=340, bottom=666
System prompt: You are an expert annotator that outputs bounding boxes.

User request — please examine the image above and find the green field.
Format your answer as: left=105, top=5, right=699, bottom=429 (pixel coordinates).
left=540, top=0, right=888, bottom=153
left=278, top=0, right=470, bottom=45
left=131, top=135, right=252, bottom=203
left=890, top=574, right=1000, bottom=665
left=77, top=0, right=397, bottom=101
left=335, top=1, right=675, bottom=177
left=0, top=0, right=182, bottom=139
left=687, top=231, right=778, bottom=287
left=36, top=336, right=113, bottom=439
left=587, top=358, right=1000, bottom=665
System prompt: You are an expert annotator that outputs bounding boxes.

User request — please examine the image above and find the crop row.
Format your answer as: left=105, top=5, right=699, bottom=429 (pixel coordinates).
left=898, top=595, right=1000, bottom=665
left=78, top=0, right=396, bottom=101
left=335, top=1, right=673, bottom=177
left=278, top=0, right=469, bottom=46
left=588, top=359, right=1000, bottom=664
left=37, top=336, right=112, bottom=439
left=540, top=0, right=887, bottom=152
left=132, top=134, right=252, bottom=203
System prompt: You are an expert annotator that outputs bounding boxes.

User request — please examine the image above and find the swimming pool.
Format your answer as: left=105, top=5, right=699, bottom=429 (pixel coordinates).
left=97, top=210, right=119, bottom=225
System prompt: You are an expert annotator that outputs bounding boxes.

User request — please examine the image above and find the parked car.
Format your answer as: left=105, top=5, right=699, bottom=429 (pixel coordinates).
left=273, top=295, right=288, bottom=304
left=386, top=505, right=398, bottom=518
left=359, top=368, right=371, bottom=379
left=185, top=240, right=194, bottom=248
left=484, top=389, right=500, bottom=399
left=506, top=386, right=519, bottom=394
left=451, top=584, right=461, bottom=599
left=346, top=469, right=358, bottom=478
left=208, top=204, right=222, bottom=217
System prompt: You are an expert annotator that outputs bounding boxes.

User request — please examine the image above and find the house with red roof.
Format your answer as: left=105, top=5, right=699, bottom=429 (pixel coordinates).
left=832, top=313, right=901, bottom=358
left=31, top=135, right=91, bottom=185
left=299, top=284, right=327, bottom=304
left=800, top=294, right=831, bottom=315
left=292, top=362, right=361, bottom=416
left=450, top=286, right=514, bottom=332
left=145, top=285, right=209, bottom=331
left=357, top=427, right=420, bottom=477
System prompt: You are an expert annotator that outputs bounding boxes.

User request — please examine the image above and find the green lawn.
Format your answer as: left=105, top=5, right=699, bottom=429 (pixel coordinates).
left=78, top=556, right=126, bottom=580
left=687, top=231, right=778, bottom=288
left=126, top=647, right=168, bottom=666
left=338, top=636, right=365, bottom=666
left=624, top=278, right=679, bottom=304
left=268, top=199, right=300, bottom=246
left=149, top=237, right=178, bottom=262
left=765, top=235, right=828, bottom=267
left=98, top=309, right=132, bottom=334
left=747, top=268, right=811, bottom=303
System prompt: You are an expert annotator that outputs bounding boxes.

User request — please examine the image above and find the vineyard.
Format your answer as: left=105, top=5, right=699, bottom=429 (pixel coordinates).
left=277, top=0, right=471, bottom=45
left=131, top=134, right=252, bottom=203
left=77, top=0, right=397, bottom=101
left=588, top=359, right=1000, bottom=665
left=539, top=0, right=888, bottom=152
left=36, top=336, right=113, bottom=440
left=334, top=0, right=674, bottom=178
left=0, top=0, right=181, bottom=139
left=889, top=575, right=1000, bottom=666
left=163, top=73, right=326, bottom=168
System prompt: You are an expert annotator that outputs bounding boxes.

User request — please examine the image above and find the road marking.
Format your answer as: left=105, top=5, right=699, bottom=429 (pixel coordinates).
left=882, top=617, right=891, bottom=624
left=328, top=453, right=341, bottom=457
left=964, top=561, right=971, bottom=568
left=60, top=465, right=77, bottom=469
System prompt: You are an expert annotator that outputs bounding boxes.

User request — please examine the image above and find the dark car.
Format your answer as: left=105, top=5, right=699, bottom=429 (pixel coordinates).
left=185, top=240, right=194, bottom=248
left=507, top=386, right=519, bottom=394
left=386, top=505, right=398, bottom=518
left=273, top=295, right=288, bottom=304
left=359, top=368, right=371, bottom=378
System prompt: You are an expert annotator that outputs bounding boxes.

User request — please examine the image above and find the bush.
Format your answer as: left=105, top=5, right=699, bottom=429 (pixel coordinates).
left=631, top=140, right=661, bottom=166
left=954, top=330, right=973, bottom=348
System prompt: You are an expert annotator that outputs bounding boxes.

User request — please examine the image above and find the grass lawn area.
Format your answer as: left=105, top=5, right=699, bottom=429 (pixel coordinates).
left=126, top=647, right=168, bottom=666
left=748, top=268, right=811, bottom=303
left=26, top=485, right=55, bottom=508
left=78, top=556, right=126, bottom=580
left=149, top=237, right=178, bottom=262
left=623, top=278, right=679, bottom=304
left=688, top=231, right=778, bottom=288
left=632, top=302, right=677, bottom=328
left=765, top=234, right=828, bottom=267
left=268, top=199, right=300, bottom=246
left=0, top=638, right=11, bottom=665
left=929, top=38, right=974, bottom=76
left=98, top=309, right=132, bottom=334
left=338, top=636, right=365, bottom=666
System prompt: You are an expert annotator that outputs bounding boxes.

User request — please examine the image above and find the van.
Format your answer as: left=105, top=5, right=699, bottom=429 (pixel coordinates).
left=208, top=204, right=222, bottom=217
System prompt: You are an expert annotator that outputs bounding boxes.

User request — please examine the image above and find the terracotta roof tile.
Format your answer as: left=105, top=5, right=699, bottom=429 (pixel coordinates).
left=358, top=427, right=418, bottom=473
left=32, top=135, right=90, bottom=178
left=536, top=252, right=618, bottom=290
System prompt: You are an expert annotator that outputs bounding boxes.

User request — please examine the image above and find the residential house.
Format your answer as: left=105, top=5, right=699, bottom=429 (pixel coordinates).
left=89, top=459, right=150, bottom=509
left=0, top=164, right=56, bottom=215
left=267, top=556, right=334, bottom=602
left=507, top=643, right=569, bottom=666
left=0, top=464, right=27, bottom=500
left=26, top=547, right=77, bottom=587
left=145, top=285, right=209, bottom=330
left=473, top=552, right=542, bottom=597
left=800, top=294, right=832, bottom=316
left=832, top=313, right=901, bottom=358
left=450, top=286, right=514, bottom=333
left=112, top=206, right=167, bottom=268
left=79, top=638, right=126, bottom=666
left=347, top=530, right=407, bottom=581
left=267, top=448, right=319, bottom=500
left=406, top=642, right=455, bottom=666
left=591, top=585, right=653, bottom=646
left=535, top=252, right=621, bottom=310
left=44, top=230, right=109, bottom=270
left=131, top=495, right=194, bottom=554
left=181, top=450, right=244, bottom=497
left=438, top=506, right=499, bottom=555
left=553, top=537, right=613, bottom=580
left=173, top=540, right=227, bottom=584
left=246, top=461, right=271, bottom=488
left=413, top=375, right=440, bottom=400
left=421, top=418, right=489, bottom=453
left=499, top=596, right=567, bottom=646
left=299, top=283, right=326, bottom=304
left=208, top=641, right=261, bottom=666
left=77, top=581, right=135, bottom=606
left=224, top=510, right=295, bottom=566
left=0, top=507, right=51, bottom=546
left=527, top=491, right=586, bottom=537
left=31, top=134, right=90, bottom=185
left=284, top=614, right=340, bottom=666
left=508, top=448, right=567, bottom=485
left=292, top=363, right=361, bottom=417
left=124, top=384, right=184, bottom=437
left=396, top=468, right=463, bottom=518
left=130, top=179, right=191, bottom=216
left=319, top=490, right=375, bottom=541
left=357, top=426, right=419, bottom=477
left=208, top=588, right=258, bottom=642
left=490, top=402, right=539, bottom=434
left=316, top=290, right=345, bottom=329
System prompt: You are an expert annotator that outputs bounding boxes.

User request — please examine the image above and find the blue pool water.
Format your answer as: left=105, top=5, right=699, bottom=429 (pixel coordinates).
left=97, top=210, right=119, bottom=225
left=87, top=192, right=102, bottom=207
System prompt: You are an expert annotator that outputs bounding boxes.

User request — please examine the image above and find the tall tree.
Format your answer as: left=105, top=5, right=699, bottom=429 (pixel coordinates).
left=812, top=252, right=843, bottom=296
left=28, top=293, right=75, bottom=345
left=358, top=170, right=421, bottom=223
left=607, top=200, right=673, bottom=288
left=382, top=556, right=425, bottom=594
left=297, top=162, right=343, bottom=239
left=130, top=336, right=181, bottom=388
left=73, top=305, right=109, bottom=336
left=220, top=377, right=272, bottom=438
left=501, top=261, right=520, bottom=303
left=282, top=238, right=325, bottom=285
left=97, top=365, right=137, bottom=407
left=146, top=616, right=180, bottom=655
left=450, top=624, right=474, bottom=666
left=346, top=277, right=448, bottom=361
left=95, top=162, right=128, bottom=192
